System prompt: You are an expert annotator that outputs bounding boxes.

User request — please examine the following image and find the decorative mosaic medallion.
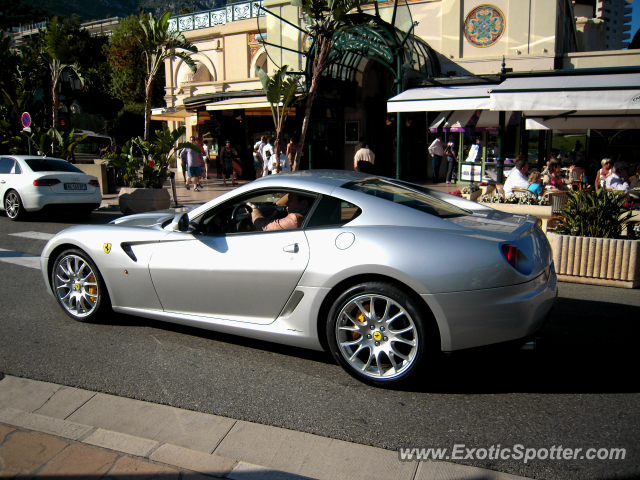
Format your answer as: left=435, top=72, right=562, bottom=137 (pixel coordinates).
left=464, top=5, right=505, bottom=48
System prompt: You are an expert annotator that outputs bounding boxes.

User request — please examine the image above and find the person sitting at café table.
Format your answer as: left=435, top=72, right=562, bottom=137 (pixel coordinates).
left=245, top=193, right=310, bottom=231
left=527, top=171, right=544, bottom=199
left=544, top=161, right=568, bottom=191
left=606, top=161, right=630, bottom=194
left=504, top=156, right=530, bottom=196
left=594, top=158, right=612, bottom=191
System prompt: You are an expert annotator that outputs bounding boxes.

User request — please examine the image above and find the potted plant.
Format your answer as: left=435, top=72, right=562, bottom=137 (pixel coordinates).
left=109, top=125, right=193, bottom=215
left=548, top=189, right=638, bottom=288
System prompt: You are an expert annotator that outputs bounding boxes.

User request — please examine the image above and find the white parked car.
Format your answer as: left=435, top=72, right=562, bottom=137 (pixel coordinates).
left=0, top=155, right=102, bottom=220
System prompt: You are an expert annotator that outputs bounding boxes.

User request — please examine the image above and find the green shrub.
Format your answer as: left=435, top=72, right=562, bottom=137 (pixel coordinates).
left=554, top=189, right=633, bottom=239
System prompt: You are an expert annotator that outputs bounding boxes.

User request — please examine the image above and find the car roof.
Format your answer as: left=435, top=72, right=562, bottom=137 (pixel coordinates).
left=254, top=169, right=372, bottom=189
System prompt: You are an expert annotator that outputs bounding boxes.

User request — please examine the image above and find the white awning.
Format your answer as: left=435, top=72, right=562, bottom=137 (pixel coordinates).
left=387, top=85, right=492, bottom=112
left=526, top=114, right=640, bottom=131
left=206, top=96, right=271, bottom=111
left=443, top=110, right=476, bottom=132
left=428, top=112, right=451, bottom=132
left=489, top=73, right=640, bottom=112
left=475, top=110, right=516, bottom=131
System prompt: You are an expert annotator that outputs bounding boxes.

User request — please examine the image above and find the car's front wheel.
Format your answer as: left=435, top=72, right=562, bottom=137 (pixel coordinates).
left=5, top=190, right=26, bottom=221
left=51, top=249, right=110, bottom=322
left=326, top=282, right=433, bottom=386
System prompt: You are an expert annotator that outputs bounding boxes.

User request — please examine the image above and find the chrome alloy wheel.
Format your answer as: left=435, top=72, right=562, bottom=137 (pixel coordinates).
left=5, top=191, right=21, bottom=219
left=53, top=254, right=99, bottom=318
left=336, top=294, right=418, bottom=379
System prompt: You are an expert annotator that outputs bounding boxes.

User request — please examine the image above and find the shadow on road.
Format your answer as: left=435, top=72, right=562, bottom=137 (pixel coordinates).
left=90, top=293, right=640, bottom=394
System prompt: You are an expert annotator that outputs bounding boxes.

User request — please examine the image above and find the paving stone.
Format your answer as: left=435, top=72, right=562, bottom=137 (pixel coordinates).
left=37, top=444, right=117, bottom=478
left=149, top=444, right=236, bottom=477
left=0, top=377, right=60, bottom=413
left=0, top=426, right=15, bottom=445
left=32, top=386, right=96, bottom=420
left=415, top=460, right=529, bottom=480
left=67, top=393, right=235, bottom=452
left=0, top=431, right=67, bottom=473
left=0, top=408, right=93, bottom=440
left=83, top=429, right=159, bottom=457
left=107, top=456, right=180, bottom=480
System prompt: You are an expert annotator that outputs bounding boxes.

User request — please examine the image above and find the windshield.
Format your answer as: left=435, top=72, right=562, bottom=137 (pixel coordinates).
left=75, top=136, right=111, bottom=154
left=343, top=179, right=471, bottom=218
left=25, top=159, right=84, bottom=173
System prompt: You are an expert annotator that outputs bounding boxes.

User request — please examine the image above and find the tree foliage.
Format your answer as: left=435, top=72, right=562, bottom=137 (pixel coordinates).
left=104, top=14, right=147, bottom=105
left=135, top=10, right=197, bottom=141
left=256, top=64, right=300, bottom=156
left=289, top=0, right=365, bottom=170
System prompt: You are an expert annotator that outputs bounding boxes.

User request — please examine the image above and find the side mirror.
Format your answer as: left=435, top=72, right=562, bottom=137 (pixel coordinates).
left=170, top=213, right=189, bottom=232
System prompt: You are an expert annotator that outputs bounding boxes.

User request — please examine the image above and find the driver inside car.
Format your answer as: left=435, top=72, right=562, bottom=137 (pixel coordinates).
left=245, top=193, right=311, bottom=231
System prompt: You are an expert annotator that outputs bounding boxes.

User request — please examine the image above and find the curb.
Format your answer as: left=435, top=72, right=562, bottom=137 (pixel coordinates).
left=0, top=376, right=531, bottom=480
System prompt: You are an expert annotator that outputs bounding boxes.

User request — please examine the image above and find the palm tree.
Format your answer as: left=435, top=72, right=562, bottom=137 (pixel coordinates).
left=255, top=64, right=300, bottom=157
left=290, top=0, right=362, bottom=171
left=136, top=11, right=198, bottom=141
left=41, top=17, right=84, bottom=139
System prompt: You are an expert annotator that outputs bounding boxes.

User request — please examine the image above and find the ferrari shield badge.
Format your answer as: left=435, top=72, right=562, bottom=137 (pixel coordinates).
left=103, top=243, right=112, bottom=254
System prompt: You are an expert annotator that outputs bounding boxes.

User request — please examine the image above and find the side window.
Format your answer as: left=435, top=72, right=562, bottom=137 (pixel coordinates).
left=306, top=195, right=361, bottom=228
left=12, top=162, right=22, bottom=174
left=198, top=190, right=317, bottom=235
left=0, top=158, right=15, bottom=174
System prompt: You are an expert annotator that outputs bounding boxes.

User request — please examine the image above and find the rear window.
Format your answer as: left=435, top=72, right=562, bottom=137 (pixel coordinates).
left=343, top=179, right=471, bottom=218
left=25, top=159, right=84, bottom=173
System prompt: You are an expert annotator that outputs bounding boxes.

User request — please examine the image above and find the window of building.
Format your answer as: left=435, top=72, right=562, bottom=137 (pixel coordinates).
left=607, top=27, right=610, bottom=31
left=613, top=29, right=617, bottom=32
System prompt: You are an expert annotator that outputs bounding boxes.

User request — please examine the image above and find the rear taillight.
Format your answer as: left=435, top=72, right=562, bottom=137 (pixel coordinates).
left=89, top=180, right=100, bottom=188
left=33, top=179, right=61, bottom=187
left=502, top=244, right=518, bottom=268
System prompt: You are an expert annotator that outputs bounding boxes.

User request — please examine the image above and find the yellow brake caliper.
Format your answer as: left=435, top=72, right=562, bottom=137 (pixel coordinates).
left=352, top=303, right=370, bottom=340
left=86, top=275, right=97, bottom=299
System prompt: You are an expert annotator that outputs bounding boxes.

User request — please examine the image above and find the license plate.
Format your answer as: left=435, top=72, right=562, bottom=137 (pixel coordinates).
left=64, top=183, right=87, bottom=190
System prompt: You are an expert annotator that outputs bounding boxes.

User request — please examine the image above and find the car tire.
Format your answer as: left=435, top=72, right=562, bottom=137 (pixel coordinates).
left=50, top=248, right=111, bottom=322
left=326, top=282, right=436, bottom=387
left=5, top=190, right=26, bottom=221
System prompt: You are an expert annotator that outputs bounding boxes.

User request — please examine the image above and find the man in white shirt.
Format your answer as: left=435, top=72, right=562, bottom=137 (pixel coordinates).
left=354, top=141, right=375, bottom=173
left=428, top=135, right=445, bottom=183
left=606, top=162, right=630, bottom=194
left=269, top=148, right=290, bottom=174
left=262, top=138, right=274, bottom=176
left=504, top=157, right=530, bottom=196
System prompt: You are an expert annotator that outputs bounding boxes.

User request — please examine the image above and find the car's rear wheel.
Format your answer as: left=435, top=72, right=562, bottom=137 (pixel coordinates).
left=327, top=282, right=432, bottom=386
left=5, top=190, right=26, bottom=221
left=51, top=249, right=110, bottom=322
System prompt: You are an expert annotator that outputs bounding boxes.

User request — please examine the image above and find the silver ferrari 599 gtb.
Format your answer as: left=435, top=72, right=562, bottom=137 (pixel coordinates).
left=41, top=171, right=557, bottom=386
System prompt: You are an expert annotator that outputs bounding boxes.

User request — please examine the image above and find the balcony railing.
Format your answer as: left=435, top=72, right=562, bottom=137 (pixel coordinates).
left=168, top=1, right=265, bottom=32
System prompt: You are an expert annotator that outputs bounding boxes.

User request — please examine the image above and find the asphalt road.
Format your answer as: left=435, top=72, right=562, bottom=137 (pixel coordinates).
left=0, top=211, right=639, bottom=480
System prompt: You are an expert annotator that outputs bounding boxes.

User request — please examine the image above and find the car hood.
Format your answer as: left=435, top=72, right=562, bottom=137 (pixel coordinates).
left=109, top=212, right=176, bottom=228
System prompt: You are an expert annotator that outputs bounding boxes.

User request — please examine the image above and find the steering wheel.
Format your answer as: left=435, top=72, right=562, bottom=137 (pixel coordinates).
left=231, top=203, right=252, bottom=232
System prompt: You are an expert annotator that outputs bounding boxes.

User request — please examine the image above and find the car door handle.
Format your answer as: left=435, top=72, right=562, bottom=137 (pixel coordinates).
left=0, top=180, right=5, bottom=184
left=283, top=243, right=299, bottom=253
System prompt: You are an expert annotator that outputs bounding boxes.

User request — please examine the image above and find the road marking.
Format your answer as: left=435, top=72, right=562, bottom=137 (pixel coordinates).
left=0, top=248, right=41, bottom=269
left=8, top=231, right=55, bottom=241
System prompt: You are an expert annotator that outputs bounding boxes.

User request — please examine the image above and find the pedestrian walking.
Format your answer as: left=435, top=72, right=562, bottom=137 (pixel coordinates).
left=428, top=134, right=445, bottom=183
left=262, top=138, right=274, bottom=176
left=354, top=140, right=375, bottom=174
left=286, top=138, right=297, bottom=170
left=180, top=138, right=203, bottom=191
left=219, top=140, right=240, bottom=186
left=444, top=140, right=458, bottom=184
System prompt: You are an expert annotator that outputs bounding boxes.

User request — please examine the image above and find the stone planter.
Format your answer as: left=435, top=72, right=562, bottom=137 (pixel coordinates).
left=547, top=233, right=640, bottom=288
left=461, top=189, right=482, bottom=202
left=118, top=187, right=170, bottom=215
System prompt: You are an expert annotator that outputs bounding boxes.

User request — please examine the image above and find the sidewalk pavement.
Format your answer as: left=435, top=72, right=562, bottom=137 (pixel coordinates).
left=98, top=170, right=459, bottom=213
left=0, top=375, right=530, bottom=480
